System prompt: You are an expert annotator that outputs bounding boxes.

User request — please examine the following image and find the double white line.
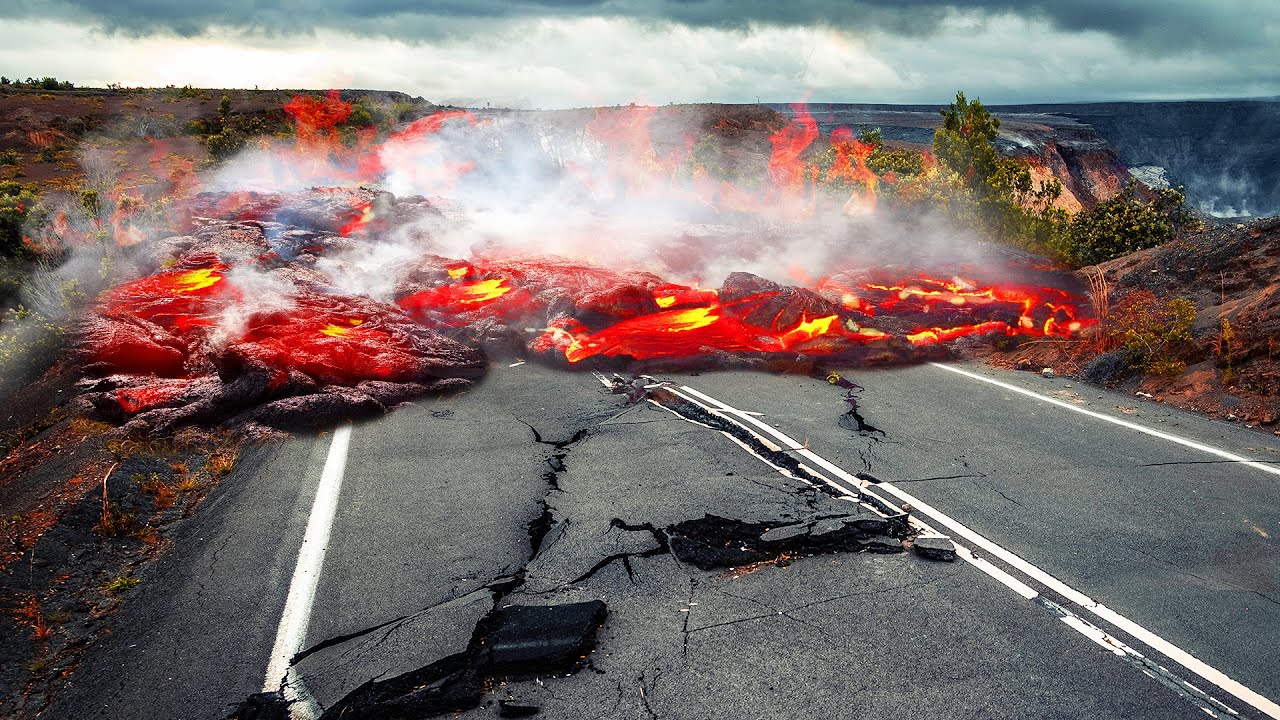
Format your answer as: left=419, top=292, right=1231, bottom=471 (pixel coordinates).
left=655, top=380, right=1280, bottom=720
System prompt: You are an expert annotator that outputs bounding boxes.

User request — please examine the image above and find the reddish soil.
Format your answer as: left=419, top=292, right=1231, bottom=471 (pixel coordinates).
left=977, top=217, right=1280, bottom=433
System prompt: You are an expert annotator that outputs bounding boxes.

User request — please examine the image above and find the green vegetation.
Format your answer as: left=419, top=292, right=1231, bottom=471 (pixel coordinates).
left=1113, top=292, right=1198, bottom=376
left=348, top=102, right=377, bottom=128
left=867, top=146, right=923, bottom=176
left=1056, top=181, right=1198, bottom=266
left=103, top=575, right=141, bottom=593
left=205, top=129, right=249, bottom=162
left=1, top=181, right=40, bottom=257
left=165, top=84, right=202, bottom=99
left=930, top=92, right=1066, bottom=253
left=0, top=76, right=75, bottom=90
left=829, top=91, right=1199, bottom=268
left=1213, top=317, right=1238, bottom=385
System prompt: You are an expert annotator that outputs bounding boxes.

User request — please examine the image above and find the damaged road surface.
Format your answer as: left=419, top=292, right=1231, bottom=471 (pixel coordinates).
left=43, top=362, right=1280, bottom=720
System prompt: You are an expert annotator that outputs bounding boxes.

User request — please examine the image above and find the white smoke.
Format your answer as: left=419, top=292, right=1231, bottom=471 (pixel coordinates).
left=303, top=107, right=1006, bottom=292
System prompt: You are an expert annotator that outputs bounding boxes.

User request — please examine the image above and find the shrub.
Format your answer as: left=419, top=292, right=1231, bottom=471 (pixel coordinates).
left=205, top=131, right=248, bottom=162
left=347, top=103, right=377, bottom=128
left=0, top=149, right=19, bottom=166
left=0, top=181, right=39, bottom=256
left=1058, top=181, right=1198, bottom=267
left=867, top=146, right=924, bottom=176
left=1113, top=292, right=1197, bottom=376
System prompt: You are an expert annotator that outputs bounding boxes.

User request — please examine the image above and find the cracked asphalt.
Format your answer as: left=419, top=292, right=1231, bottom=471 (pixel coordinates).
left=43, top=361, right=1280, bottom=719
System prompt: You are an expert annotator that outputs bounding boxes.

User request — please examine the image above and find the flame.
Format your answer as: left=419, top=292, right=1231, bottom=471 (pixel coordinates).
left=768, top=102, right=820, bottom=191
left=283, top=90, right=352, bottom=153
left=827, top=127, right=879, bottom=216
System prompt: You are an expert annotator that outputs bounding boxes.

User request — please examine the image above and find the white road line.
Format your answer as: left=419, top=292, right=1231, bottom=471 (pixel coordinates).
left=929, top=362, right=1280, bottom=479
left=666, top=383, right=1279, bottom=720
left=263, top=423, right=352, bottom=718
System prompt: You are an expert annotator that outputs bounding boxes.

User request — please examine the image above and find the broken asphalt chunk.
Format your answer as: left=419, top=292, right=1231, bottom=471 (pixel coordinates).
left=481, top=601, right=608, bottom=676
left=667, top=514, right=905, bottom=571
left=498, top=700, right=542, bottom=717
left=913, top=535, right=957, bottom=562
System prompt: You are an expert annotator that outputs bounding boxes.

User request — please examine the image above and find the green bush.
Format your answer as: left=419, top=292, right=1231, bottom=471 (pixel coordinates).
left=0, top=181, right=39, bottom=256
left=205, top=131, right=248, bottom=162
left=1057, top=181, right=1197, bottom=266
left=1113, top=293, right=1197, bottom=375
left=164, top=84, right=201, bottom=99
left=347, top=103, right=376, bottom=128
left=867, top=146, right=924, bottom=176
left=929, top=92, right=1066, bottom=252
left=0, top=149, right=19, bottom=166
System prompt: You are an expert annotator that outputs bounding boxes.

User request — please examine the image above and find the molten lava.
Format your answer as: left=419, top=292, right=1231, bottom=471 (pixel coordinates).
left=75, top=96, right=1101, bottom=427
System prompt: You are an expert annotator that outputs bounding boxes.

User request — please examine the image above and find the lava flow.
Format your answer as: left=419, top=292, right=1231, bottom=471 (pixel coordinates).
left=68, top=94, right=1098, bottom=431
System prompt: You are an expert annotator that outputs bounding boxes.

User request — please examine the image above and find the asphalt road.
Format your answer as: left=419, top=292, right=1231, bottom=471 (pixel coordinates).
left=46, top=359, right=1280, bottom=719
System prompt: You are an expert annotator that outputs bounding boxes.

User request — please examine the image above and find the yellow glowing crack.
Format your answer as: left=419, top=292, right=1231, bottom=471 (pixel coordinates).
left=458, top=278, right=513, bottom=304
left=170, top=268, right=221, bottom=293
left=321, top=319, right=363, bottom=337
left=663, top=306, right=719, bottom=332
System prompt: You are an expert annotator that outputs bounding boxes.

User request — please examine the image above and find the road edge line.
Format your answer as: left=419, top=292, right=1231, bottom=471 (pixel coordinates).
left=928, top=362, right=1280, bottom=478
left=262, top=423, right=353, bottom=717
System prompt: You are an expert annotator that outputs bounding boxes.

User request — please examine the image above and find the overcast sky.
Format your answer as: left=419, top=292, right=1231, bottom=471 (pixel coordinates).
left=1, top=1, right=1276, bottom=107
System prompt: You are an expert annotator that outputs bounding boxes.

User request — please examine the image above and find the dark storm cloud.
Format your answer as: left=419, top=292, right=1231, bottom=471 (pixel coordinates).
left=3, top=0, right=1275, bottom=53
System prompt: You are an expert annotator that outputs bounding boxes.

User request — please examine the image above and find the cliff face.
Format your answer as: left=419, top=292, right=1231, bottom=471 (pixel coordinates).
left=1020, top=101, right=1280, bottom=219
left=778, top=104, right=1135, bottom=215
left=1015, top=133, right=1131, bottom=214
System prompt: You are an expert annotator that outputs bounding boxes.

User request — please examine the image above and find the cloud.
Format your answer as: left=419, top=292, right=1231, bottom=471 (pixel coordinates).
left=4, top=0, right=1279, bottom=55
left=0, top=12, right=1275, bottom=106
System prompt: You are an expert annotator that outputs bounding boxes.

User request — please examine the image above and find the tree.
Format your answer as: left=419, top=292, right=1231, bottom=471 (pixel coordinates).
left=934, top=91, right=1001, bottom=185
left=219, top=95, right=232, bottom=119
left=931, top=91, right=1064, bottom=252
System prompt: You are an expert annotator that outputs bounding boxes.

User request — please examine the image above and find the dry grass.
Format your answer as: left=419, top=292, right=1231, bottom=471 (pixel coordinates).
left=15, top=596, right=54, bottom=641
left=1083, top=267, right=1117, bottom=354
left=133, top=472, right=176, bottom=510
left=204, top=448, right=238, bottom=477
left=67, top=417, right=113, bottom=436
